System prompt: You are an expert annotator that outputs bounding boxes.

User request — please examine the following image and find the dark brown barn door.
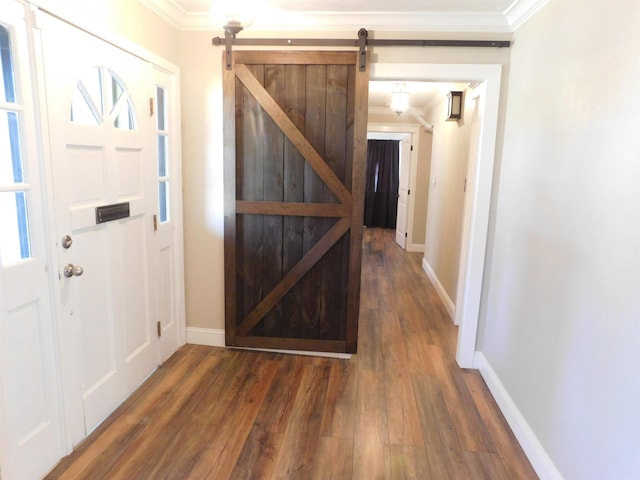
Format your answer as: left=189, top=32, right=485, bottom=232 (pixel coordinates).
left=223, top=51, right=369, bottom=353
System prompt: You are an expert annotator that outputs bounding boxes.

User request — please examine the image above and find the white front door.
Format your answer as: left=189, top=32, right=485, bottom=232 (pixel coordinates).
left=395, top=137, right=412, bottom=248
left=0, top=3, right=64, bottom=479
left=40, top=14, right=159, bottom=445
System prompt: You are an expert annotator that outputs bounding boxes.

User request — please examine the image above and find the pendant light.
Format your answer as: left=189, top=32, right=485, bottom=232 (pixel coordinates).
left=390, top=84, right=410, bottom=115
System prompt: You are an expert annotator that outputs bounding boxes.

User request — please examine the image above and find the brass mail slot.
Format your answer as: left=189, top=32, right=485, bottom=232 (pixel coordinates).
left=95, top=202, right=130, bottom=224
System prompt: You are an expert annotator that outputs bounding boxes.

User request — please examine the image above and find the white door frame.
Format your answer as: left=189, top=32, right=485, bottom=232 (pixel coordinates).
left=367, top=124, right=422, bottom=252
left=370, top=63, right=502, bottom=368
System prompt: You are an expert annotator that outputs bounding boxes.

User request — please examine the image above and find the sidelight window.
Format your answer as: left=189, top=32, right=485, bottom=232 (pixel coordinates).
left=156, top=85, right=170, bottom=223
left=0, top=24, right=31, bottom=265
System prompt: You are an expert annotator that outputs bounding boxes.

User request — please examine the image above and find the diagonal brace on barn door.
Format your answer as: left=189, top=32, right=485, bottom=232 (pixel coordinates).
left=234, top=64, right=352, bottom=207
left=237, top=217, right=351, bottom=336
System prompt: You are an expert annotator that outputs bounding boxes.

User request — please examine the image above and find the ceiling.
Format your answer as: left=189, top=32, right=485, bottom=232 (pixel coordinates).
left=140, top=0, right=547, bottom=32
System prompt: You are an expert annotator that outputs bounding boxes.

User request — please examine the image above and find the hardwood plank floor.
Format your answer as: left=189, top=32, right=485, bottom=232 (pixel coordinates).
left=45, top=228, right=538, bottom=480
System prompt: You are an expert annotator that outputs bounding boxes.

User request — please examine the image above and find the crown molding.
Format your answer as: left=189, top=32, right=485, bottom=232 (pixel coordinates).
left=139, top=0, right=546, bottom=33
left=504, top=0, right=550, bottom=30
left=138, top=0, right=190, bottom=29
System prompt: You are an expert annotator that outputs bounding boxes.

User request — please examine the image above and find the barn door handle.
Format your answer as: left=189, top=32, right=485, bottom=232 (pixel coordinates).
left=63, top=264, right=84, bottom=278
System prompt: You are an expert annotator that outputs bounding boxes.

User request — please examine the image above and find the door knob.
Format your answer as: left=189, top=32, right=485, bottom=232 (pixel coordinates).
left=63, top=264, right=84, bottom=278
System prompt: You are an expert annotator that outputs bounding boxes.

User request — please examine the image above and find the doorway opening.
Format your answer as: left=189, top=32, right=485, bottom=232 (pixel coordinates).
left=366, top=127, right=423, bottom=252
left=369, top=63, right=503, bottom=368
left=363, top=138, right=401, bottom=232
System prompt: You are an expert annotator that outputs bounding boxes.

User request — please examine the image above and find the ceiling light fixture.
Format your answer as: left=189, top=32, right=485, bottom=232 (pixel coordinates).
left=390, top=84, right=410, bottom=115
left=221, top=12, right=253, bottom=38
left=212, top=0, right=256, bottom=37
left=215, top=1, right=255, bottom=69
left=223, top=19, right=244, bottom=38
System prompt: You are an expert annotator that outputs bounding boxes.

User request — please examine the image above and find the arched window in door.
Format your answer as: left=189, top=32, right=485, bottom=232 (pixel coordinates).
left=70, top=67, right=136, bottom=130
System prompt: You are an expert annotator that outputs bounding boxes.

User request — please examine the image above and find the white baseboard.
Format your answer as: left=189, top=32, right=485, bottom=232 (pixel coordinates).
left=407, top=242, right=425, bottom=253
left=186, top=327, right=225, bottom=347
left=185, top=327, right=351, bottom=359
left=473, top=352, right=564, bottom=480
left=421, top=257, right=455, bottom=321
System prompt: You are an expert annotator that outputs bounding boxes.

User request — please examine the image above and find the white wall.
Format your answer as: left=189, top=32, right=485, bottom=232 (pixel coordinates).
left=478, top=0, right=640, bottom=478
left=33, top=0, right=180, bottom=63
left=412, top=127, right=432, bottom=246
left=178, top=32, right=226, bottom=330
left=423, top=91, right=475, bottom=305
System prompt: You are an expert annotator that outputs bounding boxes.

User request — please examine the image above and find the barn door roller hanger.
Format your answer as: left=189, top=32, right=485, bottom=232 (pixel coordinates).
left=213, top=28, right=510, bottom=71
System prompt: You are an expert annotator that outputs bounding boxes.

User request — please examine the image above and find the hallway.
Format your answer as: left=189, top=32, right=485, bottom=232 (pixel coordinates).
left=46, top=228, right=537, bottom=479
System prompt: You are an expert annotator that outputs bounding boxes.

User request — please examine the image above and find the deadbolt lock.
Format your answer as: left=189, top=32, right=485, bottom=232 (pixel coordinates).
left=62, top=235, right=73, bottom=249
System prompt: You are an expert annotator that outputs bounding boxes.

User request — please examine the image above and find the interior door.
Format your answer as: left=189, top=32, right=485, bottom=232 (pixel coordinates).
left=224, top=51, right=369, bottom=353
left=395, top=138, right=412, bottom=248
left=40, top=15, right=158, bottom=444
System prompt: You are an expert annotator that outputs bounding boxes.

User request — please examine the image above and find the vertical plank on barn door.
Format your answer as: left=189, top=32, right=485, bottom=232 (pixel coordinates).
left=238, top=65, right=264, bottom=335
left=302, top=64, right=327, bottom=340
left=262, top=65, right=285, bottom=337
left=281, top=65, right=306, bottom=339
left=322, top=65, right=349, bottom=340
left=224, top=51, right=369, bottom=354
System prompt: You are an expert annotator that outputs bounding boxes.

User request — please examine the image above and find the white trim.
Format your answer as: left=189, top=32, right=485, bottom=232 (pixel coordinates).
left=474, top=352, right=564, bottom=480
left=504, top=0, right=550, bottom=31
left=370, top=63, right=502, bottom=369
left=422, top=258, right=455, bottom=321
left=138, top=0, right=187, bottom=30
left=138, top=1, right=509, bottom=32
left=0, top=305, right=6, bottom=479
left=413, top=114, right=434, bottom=132
left=27, top=0, right=177, bottom=73
left=186, top=327, right=226, bottom=347
left=406, top=242, right=424, bottom=253
left=245, top=12, right=511, bottom=34
left=140, top=0, right=544, bottom=32
left=366, top=124, right=420, bottom=135
left=186, top=328, right=352, bottom=359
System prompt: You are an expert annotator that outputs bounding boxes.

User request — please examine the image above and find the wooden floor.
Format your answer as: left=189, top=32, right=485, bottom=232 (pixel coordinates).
left=46, top=228, right=537, bottom=479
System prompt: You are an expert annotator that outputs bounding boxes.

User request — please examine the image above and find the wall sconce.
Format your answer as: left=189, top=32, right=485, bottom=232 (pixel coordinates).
left=446, top=91, right=463, bottom=121
left=390, top=85, right=410, bottom=115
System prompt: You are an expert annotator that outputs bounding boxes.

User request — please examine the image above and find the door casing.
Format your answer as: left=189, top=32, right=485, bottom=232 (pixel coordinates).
left=370, top=63, right=502, bottom=368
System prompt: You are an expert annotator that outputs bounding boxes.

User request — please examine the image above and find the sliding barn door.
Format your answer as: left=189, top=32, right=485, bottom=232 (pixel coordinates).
left=223, top=51, right=369, bottom=353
